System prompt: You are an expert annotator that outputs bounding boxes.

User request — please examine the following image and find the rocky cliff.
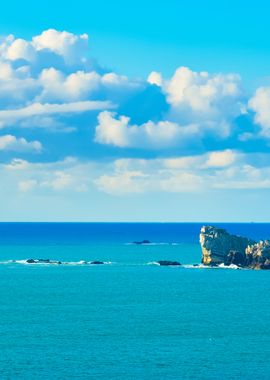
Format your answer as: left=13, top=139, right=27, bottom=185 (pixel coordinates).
left=246, top=240, right=270, bottom=269
left=199, top=226, right=270, bottom=269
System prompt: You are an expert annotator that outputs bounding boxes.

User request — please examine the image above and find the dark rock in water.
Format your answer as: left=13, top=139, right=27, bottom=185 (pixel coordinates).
left=133, top=240, right=151, bottom=245
left=90, top=261, right=104, bottom=265
left=26, top=259, right=62, bottom=264
left=200, top=226, right=270, bottom=270
left=157, top=260, right=181, bottom=266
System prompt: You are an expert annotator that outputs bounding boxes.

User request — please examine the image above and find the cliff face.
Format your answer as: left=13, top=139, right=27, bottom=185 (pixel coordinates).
left=199, top=226, right=266, bottom=268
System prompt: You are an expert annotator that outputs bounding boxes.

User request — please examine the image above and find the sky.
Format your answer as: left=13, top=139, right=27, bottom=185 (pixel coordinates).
left=1, top=0, right=270, bottom=221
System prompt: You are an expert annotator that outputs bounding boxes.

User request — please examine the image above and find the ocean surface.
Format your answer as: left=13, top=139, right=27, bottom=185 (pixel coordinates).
left=0, top=222, right=269, bottom=380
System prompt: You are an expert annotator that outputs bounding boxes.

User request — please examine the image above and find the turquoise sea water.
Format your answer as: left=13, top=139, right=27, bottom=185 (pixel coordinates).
left=0, top=223, right=269, bottom=380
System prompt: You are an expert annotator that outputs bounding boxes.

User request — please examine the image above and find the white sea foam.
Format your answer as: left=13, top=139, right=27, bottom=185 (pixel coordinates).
left=183, top=263, right=242, bottom=270
left=147, top=261, right=160, bottom=266
left=0, top=260, right=242, bottom=269
left=218, top=263, right=241, bottom=270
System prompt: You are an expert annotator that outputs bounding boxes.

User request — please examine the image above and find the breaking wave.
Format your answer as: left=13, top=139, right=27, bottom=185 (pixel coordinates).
left=0, top=260, right=244, bottom=270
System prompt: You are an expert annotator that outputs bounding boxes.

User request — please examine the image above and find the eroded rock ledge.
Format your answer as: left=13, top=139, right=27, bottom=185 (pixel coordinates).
left=200, top=226, right=270, bottom=269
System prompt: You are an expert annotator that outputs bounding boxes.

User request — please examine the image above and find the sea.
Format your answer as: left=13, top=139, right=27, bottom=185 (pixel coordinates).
left=0, top=222, right=269, bottom=380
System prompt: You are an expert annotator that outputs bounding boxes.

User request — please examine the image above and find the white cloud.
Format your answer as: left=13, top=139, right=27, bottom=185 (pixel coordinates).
left=160, top=172, right=204, bottom=192
left=95, top=171, right=148, bottom=194
left=0, top=135, right=42, bottom=152
left=6, top=38, right=36, bottom=62
left=1, top=151, right=270, bottom=198
left=41, top=171, right=73, bottom=190
left=93, top=151, right=269, bottom=194
left=0, top=62, right=13, bottom=79
left=93, top=157, right=208, bottom=194
left=0, top=26, right=270, bottom=189
left=148, top=67, right=243, bottom=140
left=95, top=68, right=244, bottom=150
left=95, top=111, right=200, bottom=148
left=38, top=68, right=101, bottom=102
left=149, top=66, right=241, bottom=113
left=249, top=87, right=270, bottom=137
left=7, top=157, right=91, bottom=193
left=205, top=149, right=236, bottom=168
left=18, top=179, right=38, bottom=192
left=0, top=62, right=39, bottom=104
left=162, top=150, right=237, bottom=170
left=32, top=29, right=89, bottom=64
left=147, top=71, right=162, bottom=86
left=0, top=100, right=114, bottom=128
left=101, top=72, right=129, bottom=86
left=5, top=158, right=31, bottom=170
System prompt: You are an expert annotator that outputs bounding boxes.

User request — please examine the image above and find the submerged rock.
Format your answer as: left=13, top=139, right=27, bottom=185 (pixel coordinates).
left=157, top=260, right=181, bottom=266
left=200, top=226, right=270, bottom=270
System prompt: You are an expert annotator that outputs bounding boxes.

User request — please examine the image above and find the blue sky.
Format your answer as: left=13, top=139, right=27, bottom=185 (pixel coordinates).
left=0, top=0, right=270, bottom=221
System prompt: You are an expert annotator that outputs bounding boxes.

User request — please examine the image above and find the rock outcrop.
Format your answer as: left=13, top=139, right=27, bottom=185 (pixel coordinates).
left=132, top=240, right=151, bottom=245
left=157, top=260, right=181, bottom=266
left=246, top=240, right=270, bottom=269
left=26, top=259, right=62, bottom=264
left=199, top=226, right=270, bottom=269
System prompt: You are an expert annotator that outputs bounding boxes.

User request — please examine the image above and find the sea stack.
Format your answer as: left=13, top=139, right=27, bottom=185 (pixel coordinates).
left=200, top=226, right=254, bottom=266
left=199, top=226, right=270, bottom=269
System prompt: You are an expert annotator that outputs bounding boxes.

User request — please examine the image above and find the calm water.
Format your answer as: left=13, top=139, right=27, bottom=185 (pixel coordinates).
left=0, top=223, right=269, bottom=379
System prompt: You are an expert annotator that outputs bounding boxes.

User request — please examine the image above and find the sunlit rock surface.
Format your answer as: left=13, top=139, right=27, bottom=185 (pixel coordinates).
left=199, top=226, right=270, bottom=269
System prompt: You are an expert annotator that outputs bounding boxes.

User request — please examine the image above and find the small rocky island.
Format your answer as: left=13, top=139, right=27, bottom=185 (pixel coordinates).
left=200, top=226, right=270, bottom=269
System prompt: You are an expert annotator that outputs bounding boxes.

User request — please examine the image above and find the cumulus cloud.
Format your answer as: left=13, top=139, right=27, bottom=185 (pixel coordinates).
left=94, top=68, right=246, bottom=150
left=0, top=26, right=270, bottom=201
left=36, top=69, right=136, bottom=103
left=205, top=150, right=236, bottom=168
left=0, top=62, right=39, bottom=105
left=0, top=29, right=252, bottom=153
left=6, top=38, right=36, bottom=62
left=148, top=66, right=241, bottom=113
left=95, top=111, right=201, bottom=148
left=32, top=29, right=89, bottom=65
left=0, top=135, right=42, bottom=152
left=38, top=68, right=100, bottom=102
left=0, top=28, right=143, bottom=136
left=0, top=29, right=89, bottom=65
left=249, top=87, right=270, bottom=137
left=147, top=66, right=243, bottom=140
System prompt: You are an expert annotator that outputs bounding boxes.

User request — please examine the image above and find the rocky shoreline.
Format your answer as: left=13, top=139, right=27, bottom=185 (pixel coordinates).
left=200, top=226, right=270, bottom=269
